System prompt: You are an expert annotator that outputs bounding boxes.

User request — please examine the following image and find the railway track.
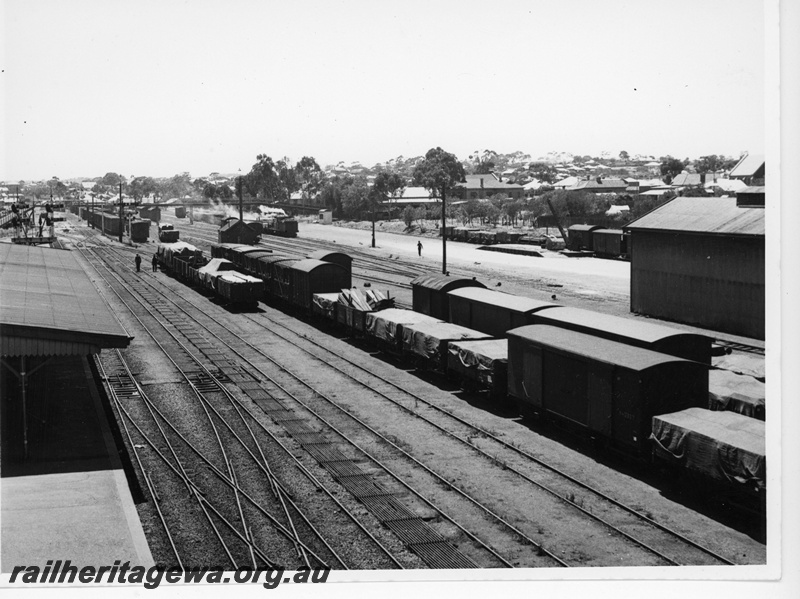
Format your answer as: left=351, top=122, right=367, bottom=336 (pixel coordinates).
left=82, top=242, right=562, bottom=568
left=80, top=243, right=412, bottom=570
left=92, top=239, right=739, bottom=568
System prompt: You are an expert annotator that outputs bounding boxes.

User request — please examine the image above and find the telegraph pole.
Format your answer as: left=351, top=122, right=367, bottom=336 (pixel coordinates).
left=118, top=181, right=124, bottom=243
left=441, top=185, right=447, bottom=274
left=237, top=175, right=244, bottom=244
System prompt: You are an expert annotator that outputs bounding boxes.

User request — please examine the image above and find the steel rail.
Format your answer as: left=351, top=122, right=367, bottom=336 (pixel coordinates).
left=97, top=246, right=564, bottom=568
left=80, top=246, right=334, bottom=569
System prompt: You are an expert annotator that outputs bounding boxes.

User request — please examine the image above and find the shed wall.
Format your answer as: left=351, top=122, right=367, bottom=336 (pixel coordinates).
left=630, top=232, right=764, bottom=339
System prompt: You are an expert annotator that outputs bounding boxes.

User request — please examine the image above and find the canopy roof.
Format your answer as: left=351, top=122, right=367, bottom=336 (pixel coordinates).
left=1, top=244, right=131, bottom=357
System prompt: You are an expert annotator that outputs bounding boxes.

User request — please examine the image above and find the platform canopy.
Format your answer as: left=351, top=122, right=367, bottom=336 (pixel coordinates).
left=0, top=243, right=131, bottom=357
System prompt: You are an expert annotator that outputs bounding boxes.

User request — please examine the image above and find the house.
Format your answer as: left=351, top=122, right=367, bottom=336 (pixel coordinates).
left=457, top=174, right=524, bottom=200
left=728, top=153, right=765, bottom=186
left=624, top=195, right=765, bottom=339
left=565, top=177, right=628, bottom=194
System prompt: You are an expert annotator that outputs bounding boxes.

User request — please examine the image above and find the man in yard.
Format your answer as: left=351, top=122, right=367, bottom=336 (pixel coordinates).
left=417, top=240, right=423, bottom=257
left=135, top=253, right=142, bottom=272
left=152, top=254, right=158, bottom=272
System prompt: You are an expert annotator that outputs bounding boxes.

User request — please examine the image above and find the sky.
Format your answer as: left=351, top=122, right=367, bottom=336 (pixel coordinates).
left=1, top=0, right=770, bottom=181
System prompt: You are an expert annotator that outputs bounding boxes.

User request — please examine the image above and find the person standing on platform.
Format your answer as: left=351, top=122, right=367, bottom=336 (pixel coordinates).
left=135, top=254, right=142, bottom=272
left=417, top=240, right=423, bottom=257
left=152, top=254, right=158, bottom=272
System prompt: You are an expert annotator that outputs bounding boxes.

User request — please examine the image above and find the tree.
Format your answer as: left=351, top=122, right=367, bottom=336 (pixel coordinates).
left=528, top=162, right=558, bottom=184
left=295, top=156, right=324, bottom=205
left=619, top=150, right=630, bottom=162
left=659, top=156, right=687, bottom=184
left=129, top=176, right=159, bottom=201
left=412, top=147, right=466, bottom=273
left=369, top=171, right=405, bottom=247
left=695, top=154, right=737, bottom=175
left=340, top=176, right=370, bottom=219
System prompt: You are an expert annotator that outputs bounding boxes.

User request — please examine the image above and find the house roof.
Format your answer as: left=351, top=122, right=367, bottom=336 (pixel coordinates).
left=729, top=154, right=765, bottom=178
left=671, top=173, right=703, bottom=186
left=567, top=178, right=628, bottom=191
left=624, top=196, right=765, bottom=237
left=459, top=175, right=523, bottom=191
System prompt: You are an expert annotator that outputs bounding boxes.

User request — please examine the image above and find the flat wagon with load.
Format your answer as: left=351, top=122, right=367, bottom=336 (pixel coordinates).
left=651, top=407, right=765, bottom=502
left=400, top=321, right=493, bottom=371
left=447, top=338, right=509, bottom=400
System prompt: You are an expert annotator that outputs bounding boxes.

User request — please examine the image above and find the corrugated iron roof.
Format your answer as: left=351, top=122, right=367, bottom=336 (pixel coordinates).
left=623, top=196, right=765, bottom=236
left=533, top=306, right=708, bottom=345
left=671, top=173, right=702, bottom=186
left=507, top=325, right=691, bottom=371
left=448, top=287, right=557, bottom=315
left=289, top=259, right=344, bottom=274
left=307, top=250, right=353, bottom=263
left=410, top=274, right=486, bottom=292
left=0, top=244, right=131, bottom=357
left=729, top=154, right=765, bottom=178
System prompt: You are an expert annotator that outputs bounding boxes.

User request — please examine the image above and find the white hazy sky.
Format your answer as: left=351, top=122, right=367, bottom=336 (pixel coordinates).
left=2, top=0, right=769, bottom=181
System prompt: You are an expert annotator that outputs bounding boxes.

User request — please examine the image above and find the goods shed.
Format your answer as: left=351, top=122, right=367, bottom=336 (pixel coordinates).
left=411, top=274, right=486, bottom=321
left=624, top=196, right=765, bottom=339
left=531, top=306, right=712, bottom=364
left=506, top=325, right=708, bottom=453
left=448, top=287, right=558, bottom=338
left=218, top=218, right=260, bottom=245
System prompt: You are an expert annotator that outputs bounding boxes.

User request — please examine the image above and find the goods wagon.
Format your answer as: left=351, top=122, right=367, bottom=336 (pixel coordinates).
left=306, top=250, right=353, bottom=279
left=139, top=205, right=161, bottom=223
left=156, top=242, right=206, bottom=282
left=211, top=243, right=255, bottom=261
left=101, top=213, right=122, bottom=237
left=127, top=219, right=150, bottom=242
left=215, top=272, right=265, bottom=305
left=158, top=224, right=180, bottom=243
left=411, top=274, right=486, bottom=321
left=312, top=292, right=340, bottom=321
left=592, top=228, right=628, bottom=259
left=365, top=308, right=443, bottom=355
left=447, top=338, right=509, bottom=399
left=284, top=259, right=351, bottom=311
left=400, top=321, right=493, bottom=370
left=448, top=287, right=558, bottom=338
left=506, top=325, right=708, bottom=454
left=567, top=224, right=602, bottom=251
left=531, top=306, right=712, bottom=364
left=651, top=408, right=765, bottom=498
left=241, top=250, right=275, bottom=275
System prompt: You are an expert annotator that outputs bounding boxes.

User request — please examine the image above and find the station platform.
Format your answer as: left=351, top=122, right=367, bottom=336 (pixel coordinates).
left=1, top=354, right=154, bottom=570
left=1, top=242, right=152, bottom=571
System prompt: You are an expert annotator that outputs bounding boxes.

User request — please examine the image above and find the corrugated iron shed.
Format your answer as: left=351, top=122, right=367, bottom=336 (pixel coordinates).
left=0, top=244, right=131, bottom=357
left=624, top=197, right=765, bottom=237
